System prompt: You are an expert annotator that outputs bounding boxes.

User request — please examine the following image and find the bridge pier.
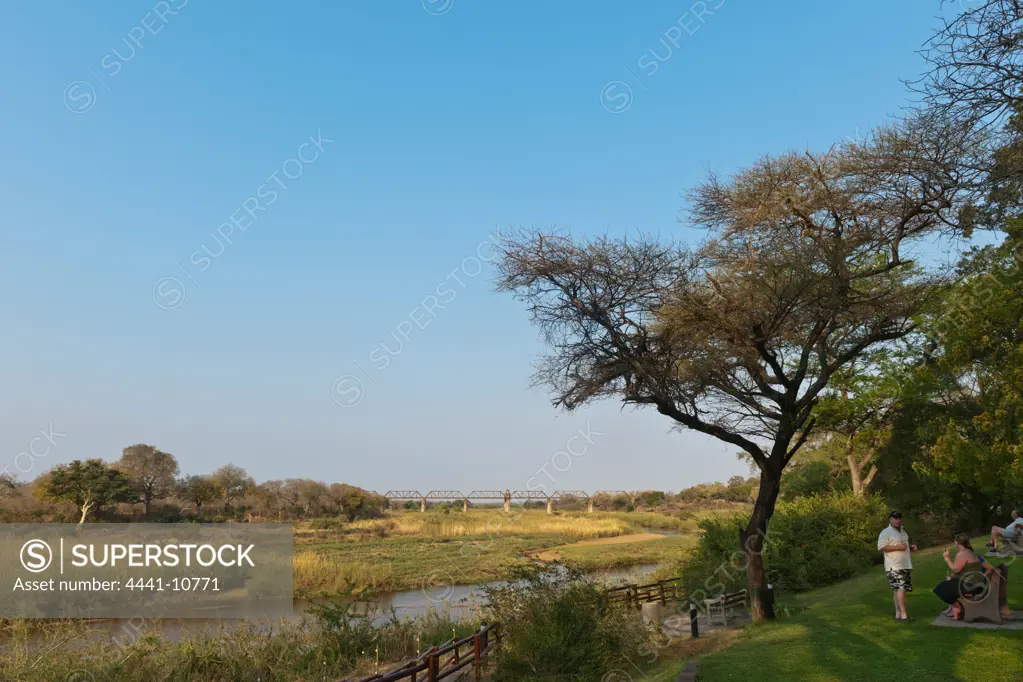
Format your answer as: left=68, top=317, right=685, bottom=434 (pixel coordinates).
left=546, top=497, right=553, bottom=515
left=503, top=490, right=511, bottom=514
left=462, top=499, right=469, bottom=513
left=420, top=497, right=427, bottom=513
left=587, top=499, right=594, bottom=513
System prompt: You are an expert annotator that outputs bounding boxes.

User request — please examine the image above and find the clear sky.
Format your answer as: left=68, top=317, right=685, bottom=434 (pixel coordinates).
left=0, top=0, right=957, bottom=494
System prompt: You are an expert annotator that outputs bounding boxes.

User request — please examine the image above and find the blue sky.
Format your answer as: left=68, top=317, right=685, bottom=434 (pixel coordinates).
left=0, top=0, right=957, bottom=493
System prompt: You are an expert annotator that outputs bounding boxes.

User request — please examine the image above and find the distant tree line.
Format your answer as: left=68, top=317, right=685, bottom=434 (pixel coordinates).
left=678, top=476, right=759, bottom=504
left=0, top=444, right=386, bottom=525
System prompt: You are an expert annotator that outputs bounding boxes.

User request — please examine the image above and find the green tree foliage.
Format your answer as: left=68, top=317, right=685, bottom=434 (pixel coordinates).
left=679, top=476, right=758, bottom=503
left=901, top=227, right=1023, bottom=523
left=780, top=439, right=851, bottom=501
left=635, top=490, right=666, bottom=507
left=329, top=483, right=383, bottom=521
left=211, top=463, right=254, bottom=507
left=35, top=459, right=134, bottom=525
left=177, top=475, right=224, bottom=514
left=873, top=107, right=1023, bottom=528
left=813, top=350, right=912, bottom=496
left=677, top=493, right=889, bottom=598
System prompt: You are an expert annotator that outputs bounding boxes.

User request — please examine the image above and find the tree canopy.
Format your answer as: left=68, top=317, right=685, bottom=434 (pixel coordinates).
left=117, top=444, right=179, bottom=515
left=497, top=113, right=985, bottom=619
left=35, top=459, right=134, bottom=525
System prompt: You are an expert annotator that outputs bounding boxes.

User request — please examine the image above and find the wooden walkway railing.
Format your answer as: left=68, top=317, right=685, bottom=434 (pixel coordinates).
left=350, top=623, right=499, bottom=682
left=606, top=577, right=683, bottom=607
left=348, top=578, right=680, bottom=680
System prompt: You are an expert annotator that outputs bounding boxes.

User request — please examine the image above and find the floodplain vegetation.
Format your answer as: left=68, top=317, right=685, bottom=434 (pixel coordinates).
left=293, top=507, right=731, bottom=596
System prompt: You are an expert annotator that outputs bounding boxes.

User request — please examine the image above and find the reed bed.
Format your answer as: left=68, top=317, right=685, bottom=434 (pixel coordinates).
left=296, top=509, right=672, bottom=543
left=0, top=610, right=473, bottom=682
left=293, top=552, right=393, bottom=596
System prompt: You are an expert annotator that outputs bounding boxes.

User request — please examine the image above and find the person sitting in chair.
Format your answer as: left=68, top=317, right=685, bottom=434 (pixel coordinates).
left=934, top=534, right=989, bottom=619
left=988, top=509, right=1021, bottom=551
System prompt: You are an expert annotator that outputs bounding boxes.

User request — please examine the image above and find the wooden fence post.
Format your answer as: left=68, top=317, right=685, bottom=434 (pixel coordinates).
left=473, top=633, right=482, bottom=681
left=428, top=646, right=439, bottom=681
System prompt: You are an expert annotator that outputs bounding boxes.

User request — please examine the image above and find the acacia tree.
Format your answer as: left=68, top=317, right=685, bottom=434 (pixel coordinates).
left=36, top=459, right=134, bottom=525
left=497, top=115, right=984, bottom=619
left=919, top=0, right=1023, bottom=125
left=117, top=444, right=179, bottom=515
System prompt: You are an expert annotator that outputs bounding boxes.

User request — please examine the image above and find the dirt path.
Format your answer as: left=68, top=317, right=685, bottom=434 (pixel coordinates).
left=531, top=533, right=667, bottom=561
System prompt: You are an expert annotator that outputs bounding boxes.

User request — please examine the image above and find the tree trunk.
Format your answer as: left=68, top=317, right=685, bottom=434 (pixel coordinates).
left=846, top=434, right=863, bottom=496
left=78, top=499, right=94, bottom=526
left=740, top=465, right=781, bottom=621
left=144, top=496, right=152, bottom=516
left=847, top=433, right=879, bottom=497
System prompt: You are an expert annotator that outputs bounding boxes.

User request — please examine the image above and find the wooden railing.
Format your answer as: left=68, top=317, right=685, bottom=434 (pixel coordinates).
left=348, top=578, right=679, bottom=680
left=606, top=577, right=683, bottom=607
left=350, top=623, right=499, bottom=682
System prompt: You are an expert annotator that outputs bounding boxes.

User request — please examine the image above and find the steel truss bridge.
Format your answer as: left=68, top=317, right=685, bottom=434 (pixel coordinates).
left=379, top=489, right=636, bottom=512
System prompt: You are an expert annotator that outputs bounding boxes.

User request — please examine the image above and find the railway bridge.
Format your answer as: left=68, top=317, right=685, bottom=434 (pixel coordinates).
left=379, top=489, right=634, bottom=513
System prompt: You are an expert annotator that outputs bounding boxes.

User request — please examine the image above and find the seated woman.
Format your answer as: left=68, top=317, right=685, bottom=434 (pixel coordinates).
left=933, top=534, right=987, bottom=619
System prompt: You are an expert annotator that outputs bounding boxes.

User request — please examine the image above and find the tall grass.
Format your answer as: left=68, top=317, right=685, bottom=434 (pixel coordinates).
left=296, top=509, right=711, bottom=544
left=343, top=511, right=635, bottom=539
left=0, top=608, right=473, bottom=682
left=292, top=508, right=721, bottom=595
left=293, top=552, right=393, bottom=596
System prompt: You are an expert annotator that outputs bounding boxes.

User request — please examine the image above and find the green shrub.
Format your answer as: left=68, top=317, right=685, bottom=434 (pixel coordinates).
left=677, top=492, right=891, bottom=598
left=481, top=564, right=647, bottom=682
left=308, top=599, right=381, bottom=667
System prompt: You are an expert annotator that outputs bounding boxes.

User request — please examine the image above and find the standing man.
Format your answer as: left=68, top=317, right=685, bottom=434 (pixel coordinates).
left=877, top=511, right=918, bottom=623
left=987, top=509, right=1021, bottom=551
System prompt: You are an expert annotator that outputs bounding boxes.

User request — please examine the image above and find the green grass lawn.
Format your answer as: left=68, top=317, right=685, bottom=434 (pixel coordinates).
left=696, top=541, right=1023, bottom=682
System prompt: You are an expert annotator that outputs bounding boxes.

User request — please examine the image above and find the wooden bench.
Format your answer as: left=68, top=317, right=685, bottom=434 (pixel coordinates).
left=704, top=589, right=748, bottom=627
left=960, top=563, right=1010, bottom=625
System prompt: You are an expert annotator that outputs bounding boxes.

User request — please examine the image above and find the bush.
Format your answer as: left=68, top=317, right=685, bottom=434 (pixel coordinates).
left=677, top=492, right=891, bottom=598
left=309, top=517, right=345, bottom=530
left=481, top=564, right=647, bottom=682
left=310, top=597, right=477, bottom=668
left=308, top=600, right=380, bottom=667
